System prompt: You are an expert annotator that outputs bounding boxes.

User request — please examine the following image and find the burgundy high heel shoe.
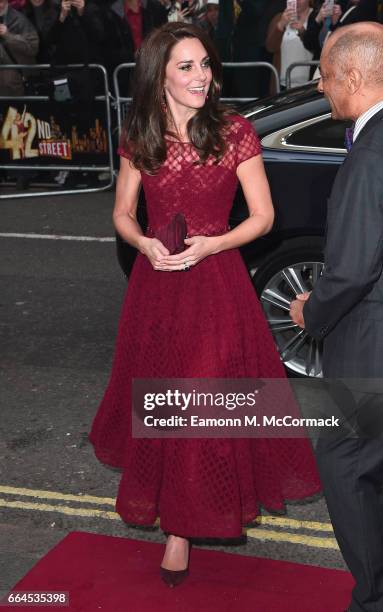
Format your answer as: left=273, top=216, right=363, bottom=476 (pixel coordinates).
left=160, top=534, right=191, bottom=588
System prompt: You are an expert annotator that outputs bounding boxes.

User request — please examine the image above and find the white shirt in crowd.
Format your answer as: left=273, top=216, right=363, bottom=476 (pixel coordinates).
left=280, top=9, right=313, bottom=88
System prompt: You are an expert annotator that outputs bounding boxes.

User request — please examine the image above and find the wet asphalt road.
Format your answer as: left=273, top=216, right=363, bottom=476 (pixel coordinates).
left=0, top=189, right=348, bottom=605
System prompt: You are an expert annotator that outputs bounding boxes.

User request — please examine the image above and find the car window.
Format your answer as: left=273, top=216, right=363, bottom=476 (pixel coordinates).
left=285, top=117, right=349, bottom=149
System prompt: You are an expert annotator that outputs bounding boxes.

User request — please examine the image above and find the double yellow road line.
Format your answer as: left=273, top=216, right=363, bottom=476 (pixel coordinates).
left=0, top=485, right=338, bottom=551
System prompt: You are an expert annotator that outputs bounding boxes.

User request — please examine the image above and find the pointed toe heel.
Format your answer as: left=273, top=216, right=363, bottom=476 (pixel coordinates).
left=160, top=538, right=192, bottom=587
left=160, top=566, right=189, bottom=587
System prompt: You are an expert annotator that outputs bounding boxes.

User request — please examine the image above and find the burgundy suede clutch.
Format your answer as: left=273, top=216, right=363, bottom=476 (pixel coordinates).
left=154, top=213, right=187, bottom=255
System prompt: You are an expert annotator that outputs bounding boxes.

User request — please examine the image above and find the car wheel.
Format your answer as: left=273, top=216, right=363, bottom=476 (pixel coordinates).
left=252, top=245, right=324, bottom=378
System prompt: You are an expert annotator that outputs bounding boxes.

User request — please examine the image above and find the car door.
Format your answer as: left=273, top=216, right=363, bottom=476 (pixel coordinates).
left=243, top=112, right=350, bottom=378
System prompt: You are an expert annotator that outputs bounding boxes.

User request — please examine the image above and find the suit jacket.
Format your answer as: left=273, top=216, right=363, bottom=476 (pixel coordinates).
left=303, top=107, right=383, bottom=378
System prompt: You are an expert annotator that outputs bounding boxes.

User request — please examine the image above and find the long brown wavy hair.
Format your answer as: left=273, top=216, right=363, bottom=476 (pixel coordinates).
left=122, top=22, right=233, bottom=174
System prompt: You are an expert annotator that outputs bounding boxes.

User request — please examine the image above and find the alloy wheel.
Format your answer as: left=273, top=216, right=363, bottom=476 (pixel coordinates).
left=260, top=261, right=324, bottom=377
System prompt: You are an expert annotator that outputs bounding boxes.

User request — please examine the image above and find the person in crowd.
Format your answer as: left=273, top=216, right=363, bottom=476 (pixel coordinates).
left=232, top=0, right=285, bottom=98
left=44, top=0, right=105, bottom=100
left=35, top=0, right=106, bottom=188
left=302, top=1, right=345, bottom=61
left=89, top=20, right=322, bottom=587
left=210, top=0, right=236, bottom=97
left=213, top=0, right=234, bottom=61
left=200, top=0, right=219, bottom=41
left=22, top=0, right=58, bottom=62
left=333, top=0, right=378, bottom=23
left=9, top=0, right=26, bottom=8
left=92, top=0, right=135, bottom=94
left=302, top=0, right=378, bottom=62
left=266, top=0, right=314, bottom=91
left=110, top=0, right=167, bottom=54
left=290, top=21, right=383, bottom=612
left=50, top=1, right=103, bottom=65
left=0, top=0, right=39, bottom=96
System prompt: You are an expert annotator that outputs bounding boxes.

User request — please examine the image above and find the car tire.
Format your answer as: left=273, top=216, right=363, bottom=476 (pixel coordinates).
left=251, top=239, right=325, bottom=378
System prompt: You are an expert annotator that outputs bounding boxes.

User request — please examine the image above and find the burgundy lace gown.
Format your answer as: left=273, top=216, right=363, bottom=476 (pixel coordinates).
left=89, top=114, right=321, bottom=538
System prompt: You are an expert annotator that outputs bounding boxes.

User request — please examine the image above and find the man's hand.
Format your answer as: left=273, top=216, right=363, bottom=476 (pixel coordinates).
left=0, top=24, right=8, bottom=36
left=289, top=291, right=311, bottom=329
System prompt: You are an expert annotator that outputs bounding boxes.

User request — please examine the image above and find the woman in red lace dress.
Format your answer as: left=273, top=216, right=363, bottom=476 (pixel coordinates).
left=89, top=21, right=322, bottom=587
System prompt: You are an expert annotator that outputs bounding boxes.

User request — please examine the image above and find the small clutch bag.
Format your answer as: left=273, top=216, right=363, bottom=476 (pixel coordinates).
left=154, top=213, right=187, bottom=254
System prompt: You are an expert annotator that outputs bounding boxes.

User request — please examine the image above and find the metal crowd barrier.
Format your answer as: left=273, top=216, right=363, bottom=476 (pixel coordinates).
left=285, top=60, right=320, bottom=90
left=0, top=63, right=114, bottom=200
left=113, top=61, right=280, bottom=138
left=0, top=59, right=318, bottom=200
left=220, top=61, right=280, bottom=102
left=113, top=62, right=135, bottom=141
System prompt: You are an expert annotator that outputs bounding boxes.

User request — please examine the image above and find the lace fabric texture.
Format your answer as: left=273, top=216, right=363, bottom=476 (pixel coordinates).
left=89, top=115, right=321, bottom=538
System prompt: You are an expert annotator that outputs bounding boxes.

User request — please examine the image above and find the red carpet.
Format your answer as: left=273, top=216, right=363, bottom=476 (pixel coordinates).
left=4, top=532, right=353, bottom=611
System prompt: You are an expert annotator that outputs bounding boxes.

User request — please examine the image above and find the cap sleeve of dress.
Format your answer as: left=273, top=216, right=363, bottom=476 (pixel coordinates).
left=234, top=116, right=262, bottom=166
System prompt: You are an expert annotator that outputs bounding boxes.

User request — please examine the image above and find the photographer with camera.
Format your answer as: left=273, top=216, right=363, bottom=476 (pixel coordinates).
left=52, top=0, right=103, bottom=65
left=22, top=0, right=59, bottom=63
left=45, top=0, right=104, bottom=100
left=0, top=0, right=39, bottom=96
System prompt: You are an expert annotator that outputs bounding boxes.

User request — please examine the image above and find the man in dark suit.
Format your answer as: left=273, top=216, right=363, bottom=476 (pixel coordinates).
left=290, top=22, right=383, bottom=612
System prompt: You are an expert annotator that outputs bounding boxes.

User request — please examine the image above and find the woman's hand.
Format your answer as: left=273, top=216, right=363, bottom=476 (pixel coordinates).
left=277, top=8, right=296, bottom=31
left=316, top=2, right=341, bottom=25
left=179, top=6, right=192, bottom=18
left=154, top=235, right=219, bottom=271
left=290, top=16, right=307, bottom=34
left=138, top=237, right=171, bottom=270
left=315, top=2, right=331, bottom=24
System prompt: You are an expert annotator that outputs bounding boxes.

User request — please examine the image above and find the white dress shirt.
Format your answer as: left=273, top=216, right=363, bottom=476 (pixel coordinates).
left=353, top=100, right=383, bottom=142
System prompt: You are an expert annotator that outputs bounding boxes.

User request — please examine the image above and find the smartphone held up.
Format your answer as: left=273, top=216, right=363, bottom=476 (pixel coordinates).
left=323, top=0, right=335, bottom=16
left=286, top=0, right=298, bottom=23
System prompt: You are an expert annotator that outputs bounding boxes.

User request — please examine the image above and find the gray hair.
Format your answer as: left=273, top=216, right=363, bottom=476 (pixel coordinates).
left=328, top=28, right=383, bottom=86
